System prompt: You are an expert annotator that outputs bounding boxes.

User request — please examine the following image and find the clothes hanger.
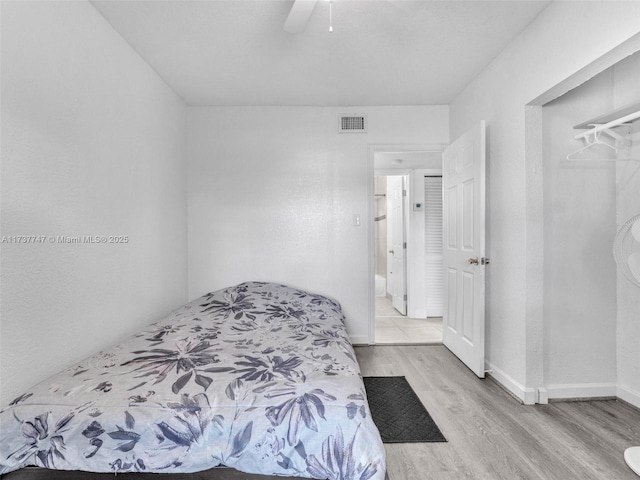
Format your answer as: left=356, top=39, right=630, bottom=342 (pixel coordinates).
left=567, top=126, right=638, bottom=162
left=567, top=128, right=621, bottom=161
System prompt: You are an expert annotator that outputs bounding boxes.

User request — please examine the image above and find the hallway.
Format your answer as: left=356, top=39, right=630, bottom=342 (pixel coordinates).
left=375, top=296, right=442, bottom=344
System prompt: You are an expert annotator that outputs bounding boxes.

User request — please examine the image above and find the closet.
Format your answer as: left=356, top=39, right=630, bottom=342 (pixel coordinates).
left=541, top=52, right=639, bottom=405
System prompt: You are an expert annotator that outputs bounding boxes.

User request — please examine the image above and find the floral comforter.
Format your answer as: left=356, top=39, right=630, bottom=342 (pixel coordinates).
left=0, top=282, right=385, bottom=479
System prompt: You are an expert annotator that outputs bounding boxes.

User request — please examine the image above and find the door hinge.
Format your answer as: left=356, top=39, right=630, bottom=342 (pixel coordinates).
left=481, top=257, right=491, bottom=265
left=403, top=242, right=407, bottom=249
left=403, top=294, right=407, bottom=301
left=402, top=189, right=407, bottom=197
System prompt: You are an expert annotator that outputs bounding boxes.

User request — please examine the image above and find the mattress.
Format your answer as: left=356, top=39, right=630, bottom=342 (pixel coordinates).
left=0, top=282, right=385, bottom=479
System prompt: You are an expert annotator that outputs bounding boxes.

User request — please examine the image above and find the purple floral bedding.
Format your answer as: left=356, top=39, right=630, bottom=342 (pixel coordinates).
left=0, top=282, right=385, bottom=479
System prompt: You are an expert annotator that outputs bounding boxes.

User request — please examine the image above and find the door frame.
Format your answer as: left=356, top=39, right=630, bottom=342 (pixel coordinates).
left=367, top=144, right=446, bottom=344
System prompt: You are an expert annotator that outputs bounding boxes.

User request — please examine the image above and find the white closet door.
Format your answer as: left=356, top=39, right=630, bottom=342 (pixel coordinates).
left=425, top=176, right=443, bottom=317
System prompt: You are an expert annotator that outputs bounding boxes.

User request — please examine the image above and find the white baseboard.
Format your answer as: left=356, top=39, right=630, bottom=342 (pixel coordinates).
left=546, top=382, right=617, bottom=401
left=488, top=368, right=620, bottom=404
left=486, top=362, right=537, bottom=405
left=618, top=385, right=640, bottom=409
left=488, top=374, right=637, bottom=405
left=349, top=334, right=371, bottom=346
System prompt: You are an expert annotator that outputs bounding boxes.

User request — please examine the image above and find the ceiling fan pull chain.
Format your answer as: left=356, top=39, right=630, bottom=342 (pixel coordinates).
left=329, top=1, right=333, bottom=33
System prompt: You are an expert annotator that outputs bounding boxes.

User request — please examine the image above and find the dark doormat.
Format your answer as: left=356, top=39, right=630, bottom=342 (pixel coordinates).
left=363, top=376, right=447, bottom=443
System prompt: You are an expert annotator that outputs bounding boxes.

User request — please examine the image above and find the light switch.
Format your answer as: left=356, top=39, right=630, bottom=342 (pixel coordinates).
left=353, top=214, right=361, bottom=226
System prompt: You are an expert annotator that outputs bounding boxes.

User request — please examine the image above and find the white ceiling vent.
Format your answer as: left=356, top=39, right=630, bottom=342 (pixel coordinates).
left=339, top=115, right=367, bottom=133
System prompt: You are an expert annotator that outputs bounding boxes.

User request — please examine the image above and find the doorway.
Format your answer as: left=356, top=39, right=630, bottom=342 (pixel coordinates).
left=372, top=148, right=444, bottom=345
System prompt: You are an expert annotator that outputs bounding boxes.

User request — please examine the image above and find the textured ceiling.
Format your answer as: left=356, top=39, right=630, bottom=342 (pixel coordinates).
left=90, top=0, right=551, bottom=106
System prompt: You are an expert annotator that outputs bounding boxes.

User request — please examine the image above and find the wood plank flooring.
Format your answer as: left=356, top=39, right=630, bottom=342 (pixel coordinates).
left=355, top=345, right=640, bottom=480
left=3, top=345, right=639, bottom=480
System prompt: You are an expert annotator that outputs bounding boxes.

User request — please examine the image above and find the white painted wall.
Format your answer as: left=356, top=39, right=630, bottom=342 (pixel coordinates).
left=0, top=1, right=188, bottom=406
left=406, top=172, right=427, bottom=318
left=614, top=55, right=640, bottom=408
left=187, top=106, right=448, bottom=343
left=618, top=121, right=640, bottom=407
left=449, top=1, right=640, bottom=401
left=542, top=70, right=618, bottom=395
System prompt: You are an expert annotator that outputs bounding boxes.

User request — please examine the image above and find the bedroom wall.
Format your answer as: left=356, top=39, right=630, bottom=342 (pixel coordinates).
left=0, top=1, right=188, bottom=405
left=187, top=106, right=448, bottom=343
left=449, top=1, right=640, bottom=402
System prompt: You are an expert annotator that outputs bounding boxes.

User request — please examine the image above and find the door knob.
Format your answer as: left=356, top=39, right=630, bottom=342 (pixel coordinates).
left=468, top=257, right=479, bottom=265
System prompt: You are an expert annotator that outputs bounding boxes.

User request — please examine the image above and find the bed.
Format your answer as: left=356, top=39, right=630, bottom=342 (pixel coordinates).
left=0, top=282, right=386, bottom=479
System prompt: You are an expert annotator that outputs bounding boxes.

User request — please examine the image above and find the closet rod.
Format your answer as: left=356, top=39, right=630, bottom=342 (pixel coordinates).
left=574, top=110, right=640, bottom=140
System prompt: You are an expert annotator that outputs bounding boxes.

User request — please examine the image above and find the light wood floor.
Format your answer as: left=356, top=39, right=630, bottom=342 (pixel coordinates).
left=4, top=346, right=639, bottom=480
left=355, top=345, right=640, bottom=480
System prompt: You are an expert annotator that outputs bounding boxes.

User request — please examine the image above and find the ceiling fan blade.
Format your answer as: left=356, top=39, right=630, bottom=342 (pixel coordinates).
left=283, top=0, right=318, bottom=34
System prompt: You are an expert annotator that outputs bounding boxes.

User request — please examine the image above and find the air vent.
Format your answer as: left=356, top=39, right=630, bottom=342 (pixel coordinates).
left=339, top=115, right=367, bottom=133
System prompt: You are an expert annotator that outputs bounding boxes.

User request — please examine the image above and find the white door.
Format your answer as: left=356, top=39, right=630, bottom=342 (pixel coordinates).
left=442, top=121, right=487, bottom=378
left=387, top=176, right=407, bottom=315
